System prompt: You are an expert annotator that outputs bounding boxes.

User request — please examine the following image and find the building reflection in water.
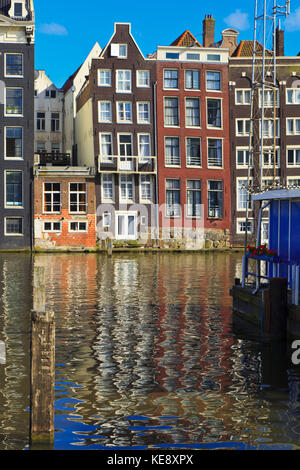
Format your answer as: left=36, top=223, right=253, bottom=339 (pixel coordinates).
left=0, top=252, right=300, bottom=449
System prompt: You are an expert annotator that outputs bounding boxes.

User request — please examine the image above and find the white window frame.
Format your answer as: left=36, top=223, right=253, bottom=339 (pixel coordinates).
left=101, top=173, right=114, bottom=202
left=118, top=133, right=133, bottom=157
left=103, top=212, right=111, bottom=228
left=206, top=97, right=222, bottom=129
left=287, top=177, right=300, bottom=188
left=115, top=211, right=137, bottom=240
left=98, top=101, right=112, bottom=123
left=207, top=138, right=223, bottom=168
left=185, top=69, right=200, bottom=90
left=68, top=221, right=88, bottom=233
left=5, top=53, right=23, bottom=78
left=236, top=218, right=253, bottom=234
left=186, top=179, right=202, bottom=218
left=259, top=88, right=279, bottom=108
left=4, top=126, right=23, bottom=160
left=286, top=118, right=300, bottom=136
left=137, top=101, right=150, bottom=124
left=119, top=174, right=134, bottom=202
left=165, top=136, right=180, bottom=167
left=236, top=118, right=251, bottom=137
left=236, top=177, right=253, bottom=211
left=140, top=174, right=152, bottom=202
left=262, top=147, right=280, bottom=168
left=111, top=43, right=127, bottom=58
left=235, top=88, right=251, bottom=105
left=116, top=69, right=132, bottom=93
left=287, top=146, right=300, bottom=167
left=5, top=87, right=23, bottom=117
left=4, top=169, right=23, bottom=209
left=99, top=133, right=113, bottom=162
left=260, top=118, right=280, bottom=138
left=186, top=137, right=202, bottom=167
left=163, top=69, right=179, bottom=90
left=185, top=97, right=201, bottom=128
left=69, top=183, right=87, bottom=214
left=206, top=70, right=221, bottom=91
left=42, top=221, right=62, bottom=233
left=116, top=101, right=132, bottom=123
left=286, top=88, right=300, bottom=105
left=136, top=70, right=150, bottom=88
left=164, top=96, right=179, bottom=127
left=4, top=216, right=23, bottom=236
left=137, top=133, right=151, bottom=162
left=236, top=147, right=252, bottom=168
left=43, top=182, right=61, bottom=214
left=98, top=69, right=111, bottom=87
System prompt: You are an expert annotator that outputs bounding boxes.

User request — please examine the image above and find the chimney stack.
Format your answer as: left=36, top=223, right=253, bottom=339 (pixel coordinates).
left=276, top=26, right=284, bottom=56
left=203, top=14, right=215, bottom=47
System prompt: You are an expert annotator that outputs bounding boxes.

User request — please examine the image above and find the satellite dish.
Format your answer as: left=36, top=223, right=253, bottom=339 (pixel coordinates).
left=71, top=86, right=76, bottom=92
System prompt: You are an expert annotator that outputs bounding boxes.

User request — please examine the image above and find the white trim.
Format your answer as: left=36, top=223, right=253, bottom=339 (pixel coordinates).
left=101, top=173, right=115, bottom=202
left=4, top=169, right=23, bottom=209
left=98, top=100, right=112, bottom=123
left=207, top=137, right=224, bottom=168
left=42, top=221, right=62, bottom=233
left=136, top=70, right=150, bottom=88
left=116, top=100, right=133, bottom=124
left=136, top=101, right=150, bottom=124
left=205, top=70, right=222, bottom=92
left=4, top=87, right=23, bottom=117
left=4, top=52, right=24, bottom=78
left=4, top=216, right=24, bottom=236
left=185, top=96, right=201, bottom=129
left=115, top=211, right=137, bottom=240
left=68, top=220, right=88, bottom=233
left=206, top=96, right=223, bottom=130
left=4, top=125, right=23, bottom=160
left=97, top=69, right=112, bottom=87
left=236, top=217, right=253, bottom=235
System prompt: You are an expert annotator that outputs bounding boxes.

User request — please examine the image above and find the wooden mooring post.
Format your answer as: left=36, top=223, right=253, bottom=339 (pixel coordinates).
left=30, top=266, right=55, bottom=448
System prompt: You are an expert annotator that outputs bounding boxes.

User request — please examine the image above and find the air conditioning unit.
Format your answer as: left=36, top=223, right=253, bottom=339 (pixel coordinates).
left=34, top=153, right=40, bottom=165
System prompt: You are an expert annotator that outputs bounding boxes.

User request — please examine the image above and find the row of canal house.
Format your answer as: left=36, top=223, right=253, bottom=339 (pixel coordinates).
left=2, top=1, right=300, bottom=251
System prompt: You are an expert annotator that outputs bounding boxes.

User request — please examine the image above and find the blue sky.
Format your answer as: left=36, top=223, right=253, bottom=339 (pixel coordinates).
left=34, top=0, right=300, bottom=88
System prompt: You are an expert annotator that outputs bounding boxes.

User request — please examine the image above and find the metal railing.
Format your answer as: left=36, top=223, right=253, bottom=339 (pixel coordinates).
left=98, top=155, right=156, bottom=173
left=36, top=152, right=71, bottom=166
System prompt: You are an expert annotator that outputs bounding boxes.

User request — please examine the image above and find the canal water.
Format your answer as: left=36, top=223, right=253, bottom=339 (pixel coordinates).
left=0, top=252, right=300, bottom=451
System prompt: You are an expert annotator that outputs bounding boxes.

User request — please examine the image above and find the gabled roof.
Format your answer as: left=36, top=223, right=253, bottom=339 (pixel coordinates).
left=232, top=40, right=272, bottom=57
left=62, top=64, right=82, bottom=93
left=170, top=30, right=202, bottom=48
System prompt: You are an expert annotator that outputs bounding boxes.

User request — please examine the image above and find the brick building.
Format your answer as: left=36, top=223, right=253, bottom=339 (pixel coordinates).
left=154, top=17, right=232, bottom=249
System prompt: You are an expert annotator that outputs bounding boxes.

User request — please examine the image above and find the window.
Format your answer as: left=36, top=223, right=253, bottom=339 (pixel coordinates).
left=116, top=70, right=131, bottom=92
left=102, top=174, right=114, bottom=201
left=185, top=70, right=200, bottom=90
left=237, top=219, right=253, bottom=234
left=287, top=88, right=300, bottom=104
left=69, top=221, right=88, bottom=232
left=118, top=134, right=133, bottom=156
left=187, top=53, right=200, bottom=60
left=166, top=179, right=181, bottom=217
left=165, top=137, right=180, bottom=166
left=51, top=113, right=60, bottom=132
left=14, top=2, right=22, bottom=16
left=207, top=54, right=221, bottom=61
left=287, top=178, right=300, bottom=188
left=187, top=180, right=202, bottom=217
left=236, top=119, right=250, bottom=136
left=100, top=133, right=113, bottom=161
left=235, top=89, right=251, bottom=105
left=263, top=148, right=280, bottom=167
left=103, top=213, right=111, bottom=228
left=120, top=175, right=134, bottom=201
left=140, top=175, right=152, bottom=201
left=236, top=148, right=252, bottom=167
left=207, top=99, right=221, bottom=128
left=111, top=44, right=127, bottom=58
left=166, top=53, right=179, bottom=60
left=5, top=127, right=22, bottom=159
left=207, top=139, right=223, bottom=167
left=186, top=137, right=201, bottom=166
left=98, top=69, right=111, bottom=87
left=99, top=101, right=112, bottom=122
left=206, top=71, right=221, bottom=91
left=237, top=179, right=252, bottom=211
left=69, top=183, right=87, bottom=213
left=138, top=134, right=151, bottom=161
left=5, top=217, right=23, bottom=236
left=287, top=118, right=300, bottom=135
left=5, top=171, right=22, bottom=207
left=116, top=213, right=137, bottom=240
left=6, top=88, right=23, bottom=115
left=208, top=181, right=223, bottom=218
left=259, top=89, right=279, bottom=107
left=261, top=119, right=279, bottom=138
left=163, top=69, right=179, bottom=89
left=185, top=98, right=200, bottom=127
left=36, top=112, right=45, bottom=131
left=287, top=148, right=300, bottom=166
left=5, top=54, right=23, bottom=76
left=137, top=70, right=150, bottom=87
left=137, top=102, right=150, bottom=123
left=36, top=142, right=46, bottom=153
left=164, top=97, right=179, bottom=126
left=43, top=183, right=61, bottom=213
left=117, top=102, right=132, bottom=123
left=43, top=221, right=61, bottom=233
left=51, top=142, right=60, bottom=153
left=50, top=90, right=56, bottom=99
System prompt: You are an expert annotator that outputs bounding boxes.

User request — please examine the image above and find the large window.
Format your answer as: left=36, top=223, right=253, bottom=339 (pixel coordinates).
left=99, top=101, right=112, bottom=123
left=118, top=134, right=133, bottom=156
left=187, top=180, right=202, bottom=217
left=166, top=179, right=181, bottom=217
left=208, top=180, right=223, bottom=218
left=5, top=54, right=23, bottom=77
left=117, top=102, right=132, bottom=123
left=207, top=139, right=223, bottom=167
left=36, top=112, right=45, bottom=131
left=120, top=175, right=134, bottom=201
left=138, top=134, right=151, bottom=161
left=43, top=183, right=61, bottom=213
left=206, top=71, right=221, bottom=91
left=6, top=88, right=23, bottom=115
left=5, top=127, right=23, bottom=159
left=164, top=69, right=179, bottom=89
left=165, top=137, right=180, bottom=166
left=186, top=137, right=201, bottom=166
left=185, top=98, right=200, bottom=127
left=69, top=183, right=87, bottom=213
left=116, top=70, right=131, bottom=92
left=102, top=174, right=114, bottom=201
left=5, top=171, right=23, bottom=207
left=207, top=99, right=221, bottom=128
left=51, top=113, right=60, bottom=132
left=185, top=70, right=200, bottom=90
left=164, top=97, right=179, bottom=126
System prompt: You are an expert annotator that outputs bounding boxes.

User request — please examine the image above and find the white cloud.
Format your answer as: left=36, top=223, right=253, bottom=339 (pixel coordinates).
left=285, top=7, right=300, bottom=32
left=39, top=23, right=68, bottom=36
left=224, top=9, right=250, bottom=31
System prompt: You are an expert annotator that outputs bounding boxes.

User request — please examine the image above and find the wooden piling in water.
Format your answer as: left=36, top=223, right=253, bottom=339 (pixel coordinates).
left=30, top=266, right=55, bottom=446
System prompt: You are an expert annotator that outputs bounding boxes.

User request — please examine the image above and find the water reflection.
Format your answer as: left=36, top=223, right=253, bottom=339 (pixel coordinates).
left=0, top=252, right=299, bottom=450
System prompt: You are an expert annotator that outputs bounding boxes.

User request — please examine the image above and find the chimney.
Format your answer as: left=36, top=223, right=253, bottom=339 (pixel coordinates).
left=221, top=29, right=239, bottom=56
left=203, top=14, right=215, bottom=47
left=276, top=26, right=284, bottom=56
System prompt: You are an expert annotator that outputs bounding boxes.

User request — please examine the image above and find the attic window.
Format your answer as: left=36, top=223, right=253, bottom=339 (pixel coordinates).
left=111, top=44, right=127, bottom=58
left=207, top=54, right=221, bottom=62
left=14, top=3, right=22, bottom=16
left=166, top=53, right=179, bottom=60
left=187, top=53, right=200, bottom=61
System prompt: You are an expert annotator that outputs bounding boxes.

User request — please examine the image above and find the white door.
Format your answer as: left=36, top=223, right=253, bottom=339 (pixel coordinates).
left=116, top=213, right=137, bottom=240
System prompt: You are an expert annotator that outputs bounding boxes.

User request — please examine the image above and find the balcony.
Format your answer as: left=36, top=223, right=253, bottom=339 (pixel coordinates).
left=98, top=155, right=156, bottom=174
left=35, top=152, right=71, bottom=167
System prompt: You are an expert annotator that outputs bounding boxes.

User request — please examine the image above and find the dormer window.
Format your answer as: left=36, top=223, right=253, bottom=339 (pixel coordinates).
left=9, top=0, right=27, bottom=19
left=110, top=44, right=127, bottom=59
left=14, top=3, right=22, bottom=16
